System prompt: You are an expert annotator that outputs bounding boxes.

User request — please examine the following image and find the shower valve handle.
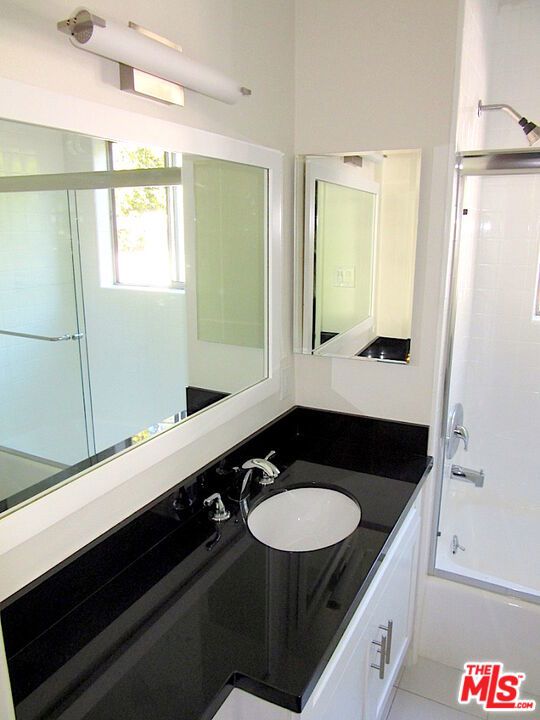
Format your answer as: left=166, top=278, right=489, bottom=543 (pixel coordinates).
left=453, top=424, right=469, bottom=451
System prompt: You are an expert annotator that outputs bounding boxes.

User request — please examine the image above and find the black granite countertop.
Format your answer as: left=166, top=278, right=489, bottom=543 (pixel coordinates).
left=1, top=408, right=432, bottom=720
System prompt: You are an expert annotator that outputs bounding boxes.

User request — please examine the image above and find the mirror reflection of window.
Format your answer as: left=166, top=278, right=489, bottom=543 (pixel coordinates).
left=108, top=142, right=184, bottom=290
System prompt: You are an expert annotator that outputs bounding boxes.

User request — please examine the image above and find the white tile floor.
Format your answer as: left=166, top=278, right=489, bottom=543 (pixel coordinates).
left=387, top=689, right=481, bottom=720
left=386, top=657, right=540, bottom=720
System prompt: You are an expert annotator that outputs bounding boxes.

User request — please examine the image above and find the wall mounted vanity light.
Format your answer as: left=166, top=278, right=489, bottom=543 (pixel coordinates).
left=478, top=100, right=540, bottom=146
left=57, top=9, right=252, bottom=107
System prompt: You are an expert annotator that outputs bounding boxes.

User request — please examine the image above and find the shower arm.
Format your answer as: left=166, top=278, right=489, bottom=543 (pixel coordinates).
left=478, top=101, right=522, bottom=123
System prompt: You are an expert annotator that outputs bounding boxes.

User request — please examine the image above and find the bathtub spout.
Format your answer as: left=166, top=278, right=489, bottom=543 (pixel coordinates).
left=451, top=464, right=484, bottom=488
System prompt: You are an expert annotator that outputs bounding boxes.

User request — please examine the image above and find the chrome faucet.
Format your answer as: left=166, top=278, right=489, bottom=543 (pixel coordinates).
left=239, top=451, right=280, bottom=498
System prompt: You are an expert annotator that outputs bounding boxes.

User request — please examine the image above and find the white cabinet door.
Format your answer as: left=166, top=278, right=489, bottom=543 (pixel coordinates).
left=363, top=509, right=421, bottom=720
left=301, top=619, right=371, bottom=720
left=303, top=502, right=421, bottom=720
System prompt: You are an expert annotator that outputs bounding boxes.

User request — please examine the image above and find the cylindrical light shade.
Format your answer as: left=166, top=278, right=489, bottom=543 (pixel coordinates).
left=65, top=9, right=246, bottom=105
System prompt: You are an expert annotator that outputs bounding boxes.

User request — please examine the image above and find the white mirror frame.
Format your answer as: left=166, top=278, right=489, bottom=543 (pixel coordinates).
left=0, top=78, right=283, bottom=557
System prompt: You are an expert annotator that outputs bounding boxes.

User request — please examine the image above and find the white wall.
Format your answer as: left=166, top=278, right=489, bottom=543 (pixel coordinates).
left=455, top=0, right=493, bottom=151
left=484, top=1, right=540, bottom=150
left=0, top=0, right=295, bottom=598
left=294, top=0, right=460, bottom=425
left=0, top=0, right=294, bottom=151
left=375, top=151, right=421, bottom=339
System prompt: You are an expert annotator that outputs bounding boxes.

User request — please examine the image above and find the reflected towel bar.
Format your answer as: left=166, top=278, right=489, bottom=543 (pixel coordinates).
left=0, top=329, right=83, bottom=342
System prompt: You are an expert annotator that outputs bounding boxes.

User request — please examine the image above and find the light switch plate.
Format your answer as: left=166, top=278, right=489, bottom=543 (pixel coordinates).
left=333, top=266, right=356, bottom=288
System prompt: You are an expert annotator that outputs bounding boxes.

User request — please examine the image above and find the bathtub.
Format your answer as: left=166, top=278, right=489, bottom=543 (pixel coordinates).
left=429, top=489, right=540, bottom=697
left=436, top=489, right=539, bottom=600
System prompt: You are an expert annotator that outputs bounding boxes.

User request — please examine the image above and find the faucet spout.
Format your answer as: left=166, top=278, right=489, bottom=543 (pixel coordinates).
left=238, top=451, right=280, bottom=498
left=241, top=457, right=280, bottom=479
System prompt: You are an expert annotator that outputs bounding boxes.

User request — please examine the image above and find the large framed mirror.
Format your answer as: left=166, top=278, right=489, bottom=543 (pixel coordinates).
left=296, top=150, right=421, bottom=362
left=0, top=116, right=274, bottom=515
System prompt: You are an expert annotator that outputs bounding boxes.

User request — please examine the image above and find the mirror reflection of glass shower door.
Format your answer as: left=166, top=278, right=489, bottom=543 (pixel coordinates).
left=0, top=189, right=90, bottom=505
left=435, top=163, right=540, bottom=600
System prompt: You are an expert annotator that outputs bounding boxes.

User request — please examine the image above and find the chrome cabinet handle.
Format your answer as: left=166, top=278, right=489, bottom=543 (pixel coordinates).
left=371, top=634, right=387, bottom=680
left=379, top=620, right=393, bottom=664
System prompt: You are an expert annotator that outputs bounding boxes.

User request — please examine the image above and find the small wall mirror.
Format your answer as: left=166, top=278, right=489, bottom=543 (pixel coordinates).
left=296, top=150, right=421, bottom=362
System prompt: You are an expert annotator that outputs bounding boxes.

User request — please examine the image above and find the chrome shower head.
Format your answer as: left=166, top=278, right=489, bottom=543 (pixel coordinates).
left=478, top=100, right=540, bottom=146
left=519, top=117, right=540, bottom=146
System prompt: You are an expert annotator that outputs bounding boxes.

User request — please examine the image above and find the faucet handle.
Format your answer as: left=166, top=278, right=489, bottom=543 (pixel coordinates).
left=241, top=457, right=280, bottom=485
left=453, top=424, right=469, bottom=451
left=264, top=450, right=276, bottom=461
left=203, top=493, right=230, bottom=522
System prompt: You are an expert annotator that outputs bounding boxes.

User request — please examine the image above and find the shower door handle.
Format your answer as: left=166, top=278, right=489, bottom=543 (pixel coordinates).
left=0, top=329, right=84, bottom=342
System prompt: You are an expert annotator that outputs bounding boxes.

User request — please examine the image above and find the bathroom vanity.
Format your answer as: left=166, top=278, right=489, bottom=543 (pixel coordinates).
left=0, top=408, right=431, bottom=720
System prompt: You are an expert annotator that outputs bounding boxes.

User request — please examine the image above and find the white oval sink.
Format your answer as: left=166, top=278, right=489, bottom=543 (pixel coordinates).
left=247, top=487, right=361, bottom=552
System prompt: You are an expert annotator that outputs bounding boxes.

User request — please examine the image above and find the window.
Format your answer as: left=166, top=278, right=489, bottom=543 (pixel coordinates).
left=108, top=142, right=184, bottom=289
